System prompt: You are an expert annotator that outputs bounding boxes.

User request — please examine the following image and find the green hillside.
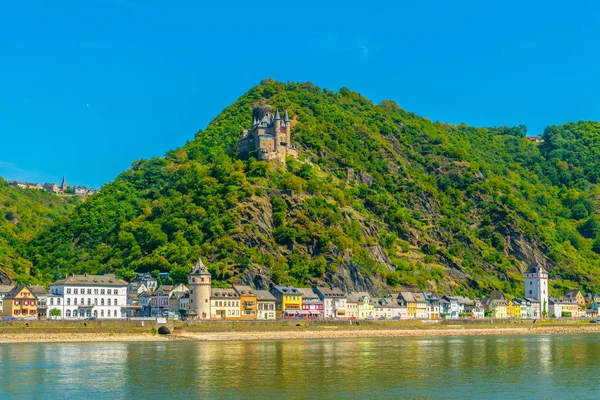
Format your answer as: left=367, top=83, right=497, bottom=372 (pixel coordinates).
left=23, top=80, right=600, bottom=297
left=0, top=179, right=78, bottom=284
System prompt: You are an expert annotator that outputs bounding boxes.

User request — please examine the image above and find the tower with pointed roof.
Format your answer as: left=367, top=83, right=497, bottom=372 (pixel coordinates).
left=524, top=260, right=549, bottom=318
left=61, top=176, right=67, bottom=193
left=188, top=257, right=211, bottom=319
left=237, top=106, right=298, bottom=162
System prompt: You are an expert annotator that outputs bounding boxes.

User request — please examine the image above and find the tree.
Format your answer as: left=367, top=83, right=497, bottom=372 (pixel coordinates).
left=50, top=308, right=61, bottom=318
left=592, top=238, right=600, bottom=255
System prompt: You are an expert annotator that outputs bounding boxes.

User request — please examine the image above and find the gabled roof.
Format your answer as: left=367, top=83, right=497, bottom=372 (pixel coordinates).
left=316, top=287, right=345, bottom=298
left=565, top=290, right=582, bottom=298
left=0, top=285, right=15, bottom=294
left=272, top=285, right=301, bottom=295
left=28, top=285, right=47, bottom=295
left=489, top=291, right=506, bottom=301
left=211, top=288, right=239, bottom=298
left=4, top=285, right=38, bottom=300
left=51, top=274, right=127, bottom=287
left=399, top=292, right=415, bottom=302
left=233, top=285, right=256, bottom=296
left=254, top=290, right=276, bottom=301
left=296, top=288, right=320, bottom=300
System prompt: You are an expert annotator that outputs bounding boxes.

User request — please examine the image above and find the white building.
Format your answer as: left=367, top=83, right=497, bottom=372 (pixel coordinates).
left=48, top=274, right=128, bottom=319
left=315, top=287, right=347, bottom=318
left=524, top=261, right=549, bottom=317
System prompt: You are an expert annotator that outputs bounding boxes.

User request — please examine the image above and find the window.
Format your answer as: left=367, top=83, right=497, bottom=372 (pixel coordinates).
left=529, top=290, right=532, bottom=295
left=93, top=310, right=97, bottom=317
left=66, top=310, right=71, bottom=317
left=100, top=310, right=104, bottom=317
left=73, top=298, right=77, bottom=305
left=107, top=289, right=111, bottom=295
left=87, top=289, right=92, bottom=295
left=74, top=289, right=78, bottom=295
left=66, top=289, right=71, bottom=294
left=107, top=299, right=111, bottom=306
left=101, top=289, right=105, bottom=295
left=67, top=298, right=71, bottom=305
left=58, top=298, right=61, bottom=305
left=88, top=298, right=91, bottom=306
left=50, top=298, right=54, bottom=306
left=94, top=289, right=98, bottom=295
left=94, top=298, right=98, bottom=305
left=81, top=298, right=84, bottom=305
left=530, top=282, right=532, bottom=285
left=205, top=299, right=208, bottom=303
left=101, top=299, right=105, bottom=306
left=114, top=299, right=118, bottom=306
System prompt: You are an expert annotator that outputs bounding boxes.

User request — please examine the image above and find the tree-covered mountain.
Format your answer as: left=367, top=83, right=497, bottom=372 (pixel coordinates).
left=0, top=179, right=78, bottom=284
left=20, top=79, right=600, bottom=297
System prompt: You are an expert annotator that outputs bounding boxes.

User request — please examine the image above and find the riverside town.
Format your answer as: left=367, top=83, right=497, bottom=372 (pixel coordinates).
left=2, top=258, right=599, bottom=322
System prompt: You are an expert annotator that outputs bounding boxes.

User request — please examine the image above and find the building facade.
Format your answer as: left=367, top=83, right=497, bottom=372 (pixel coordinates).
left=48, top=274, right=127, bottom=319
left=1, top=286, right=38, bottom=318
left=255, top=290, right=276, bottom=320
left=315, top=287, right=347, bottom=319
left=233, top=285, right=258, bottom=320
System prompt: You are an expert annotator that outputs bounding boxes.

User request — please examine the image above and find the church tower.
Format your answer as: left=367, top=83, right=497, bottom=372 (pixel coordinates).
left=524, top=260, right=549, bottom=317
left=61, top=176, right=67, bottom=192
left=188, top=258, right=211, bottom=320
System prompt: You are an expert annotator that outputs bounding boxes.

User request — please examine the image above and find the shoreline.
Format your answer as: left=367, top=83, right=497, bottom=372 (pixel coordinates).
left=2, top=323, right=600, bottom=344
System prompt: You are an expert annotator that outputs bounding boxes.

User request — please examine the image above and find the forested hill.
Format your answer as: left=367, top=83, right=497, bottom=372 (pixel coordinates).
left=21, top=80, right=600, bottom=297
left=0, top=179, right=78, bottom=284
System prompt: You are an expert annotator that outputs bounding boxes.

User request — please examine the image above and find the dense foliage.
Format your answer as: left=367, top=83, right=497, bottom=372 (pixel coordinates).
left=0, top=179, right=78, bottom=283
left=14, top=80, right=600, bottom=296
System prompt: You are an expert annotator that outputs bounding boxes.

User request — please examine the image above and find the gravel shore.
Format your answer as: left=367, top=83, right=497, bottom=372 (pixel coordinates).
left=2, top=324, right=600, bottom=344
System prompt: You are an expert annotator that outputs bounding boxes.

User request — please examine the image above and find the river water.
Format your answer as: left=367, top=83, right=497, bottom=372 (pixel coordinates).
left=1, top=334, right=599, bottom=399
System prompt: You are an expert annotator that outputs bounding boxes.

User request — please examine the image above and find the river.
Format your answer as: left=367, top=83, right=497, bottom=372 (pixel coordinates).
left=1, top=334, right=599, bottom=399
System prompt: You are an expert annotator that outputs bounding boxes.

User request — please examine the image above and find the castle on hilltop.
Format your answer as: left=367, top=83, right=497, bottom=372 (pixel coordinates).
left=237, top=106, right=298, bottom=162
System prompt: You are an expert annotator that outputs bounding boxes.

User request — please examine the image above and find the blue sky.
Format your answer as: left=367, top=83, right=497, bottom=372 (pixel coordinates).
left=1, top=1, right=599, bottom=188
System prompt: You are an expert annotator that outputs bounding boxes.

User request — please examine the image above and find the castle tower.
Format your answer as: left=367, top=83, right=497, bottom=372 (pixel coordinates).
left=188, top=257, right=211, bottom=320
left=284, top=110, right=291, bottom=145
left=524, top=260, right=549, bottom=318
left=61, top=176, right=67, bottom=192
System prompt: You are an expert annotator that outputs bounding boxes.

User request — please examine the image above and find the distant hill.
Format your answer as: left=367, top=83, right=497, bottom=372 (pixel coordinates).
left=19, top=79, right=600, bottom=297
left=0, top=179, right=78, bottom=284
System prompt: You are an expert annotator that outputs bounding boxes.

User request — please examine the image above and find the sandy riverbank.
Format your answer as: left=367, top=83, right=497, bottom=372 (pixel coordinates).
left=2, top=323, right=600, bottom=344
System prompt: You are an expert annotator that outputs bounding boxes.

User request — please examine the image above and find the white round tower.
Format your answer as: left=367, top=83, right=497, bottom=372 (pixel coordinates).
left=188, top=258, right=211, bottom=320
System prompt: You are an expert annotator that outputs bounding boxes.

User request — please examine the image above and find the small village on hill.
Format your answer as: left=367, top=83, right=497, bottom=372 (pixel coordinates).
left=8, top=176, right=97, bottom=196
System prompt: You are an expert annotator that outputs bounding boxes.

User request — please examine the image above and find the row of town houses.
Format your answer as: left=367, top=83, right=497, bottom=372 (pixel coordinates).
left=2, top=260, right=600, bottom=321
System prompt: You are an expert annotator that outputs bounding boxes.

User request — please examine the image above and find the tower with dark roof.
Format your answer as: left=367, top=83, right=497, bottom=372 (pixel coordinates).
left=61, top=176, right=67, bottom=193
left=188, top=258, right=211, bottom=319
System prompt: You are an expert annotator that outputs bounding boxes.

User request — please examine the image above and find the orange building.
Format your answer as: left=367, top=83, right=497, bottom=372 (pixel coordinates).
left=233, top=285, right=258, bottom=320
left=1, top=286, right=38, bottom=319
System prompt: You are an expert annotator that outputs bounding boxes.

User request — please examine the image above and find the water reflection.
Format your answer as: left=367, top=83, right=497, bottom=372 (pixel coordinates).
left=1, top=334, right=600, bottom=399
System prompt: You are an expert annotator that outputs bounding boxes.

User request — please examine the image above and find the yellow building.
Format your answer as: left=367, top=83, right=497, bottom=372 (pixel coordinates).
left=399, top=292, right=417, bottom=319
left=271, top=286, right=303, bottom=319
left=355, top=292, right=374, bottom=320
left=506, top=300, right=521, bottom=319
left=233, top=285, right=258, bottom=320
left=210, top=288, right=240, bottom=320
left=1, top=286, right=38, bottom=319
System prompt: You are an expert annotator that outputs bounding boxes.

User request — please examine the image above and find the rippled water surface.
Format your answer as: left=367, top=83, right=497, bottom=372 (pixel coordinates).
left=1, top=334, right=600, bottom=399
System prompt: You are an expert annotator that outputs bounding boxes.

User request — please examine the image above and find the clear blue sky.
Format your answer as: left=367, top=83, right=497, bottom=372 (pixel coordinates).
left=1, top=1, right=599, bottom=188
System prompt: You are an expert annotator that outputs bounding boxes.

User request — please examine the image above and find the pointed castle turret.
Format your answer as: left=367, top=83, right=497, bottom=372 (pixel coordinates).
left=61, top=176, right=67, bottom=193
left=237, top=105, right=298, bottom=162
